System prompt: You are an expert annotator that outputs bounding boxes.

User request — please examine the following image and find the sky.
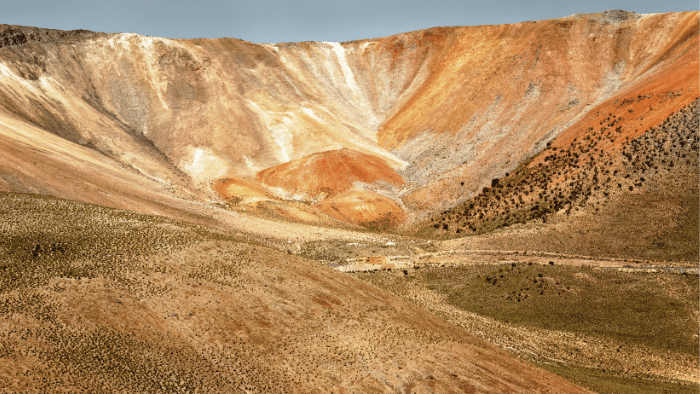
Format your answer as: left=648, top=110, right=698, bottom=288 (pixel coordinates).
left=1, top=0, right=697, bottom=43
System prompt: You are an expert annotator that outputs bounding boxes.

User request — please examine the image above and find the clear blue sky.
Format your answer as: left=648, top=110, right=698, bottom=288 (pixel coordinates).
left=1, top=0, right=697, bottom=43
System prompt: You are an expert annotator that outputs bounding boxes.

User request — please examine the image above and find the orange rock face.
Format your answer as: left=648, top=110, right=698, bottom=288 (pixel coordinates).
left=545, top=24, right=699, bottom=158
left=252, top=148, right=406, bottom=227
left=386, top=11, right=699, bottom=218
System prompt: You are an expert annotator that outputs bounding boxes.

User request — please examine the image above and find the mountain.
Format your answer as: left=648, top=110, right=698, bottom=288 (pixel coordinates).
left=420, top=98, right=699, bottom=261
left=0, top=10, right=696, bottom=229
left=0, top=9, right=697, bottom=393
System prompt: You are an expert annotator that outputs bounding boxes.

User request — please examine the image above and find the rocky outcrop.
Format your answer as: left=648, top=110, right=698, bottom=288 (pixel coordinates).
left=0, top=25, right=99, bottom=48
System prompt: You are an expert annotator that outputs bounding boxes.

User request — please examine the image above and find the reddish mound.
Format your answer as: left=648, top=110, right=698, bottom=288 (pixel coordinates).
left=213, top=177, right=270, bottom=203
left=255, top=148, right=404, bottom=200
left=315, top=190, right=406, bottom=228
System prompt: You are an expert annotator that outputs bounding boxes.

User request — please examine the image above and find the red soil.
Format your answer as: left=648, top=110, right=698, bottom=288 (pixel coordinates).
left=213, top=177, right=271, bottom=202
left=541, top=19, right=699, bottom=160
left=315, top=190, right=407, bottom=227
left=255, top=148, right=404, bottom=200
left=378, top=12, right=699, bottom=150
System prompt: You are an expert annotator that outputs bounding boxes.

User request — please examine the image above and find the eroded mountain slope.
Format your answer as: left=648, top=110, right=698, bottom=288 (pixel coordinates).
left=388, top=10, right=699, bottom=218
left=421, top=96, right=699, bottom=261
left=0, top=10, right=696, bottom=227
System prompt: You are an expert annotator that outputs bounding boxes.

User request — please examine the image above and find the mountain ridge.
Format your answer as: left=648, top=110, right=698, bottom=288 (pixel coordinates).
left=0, top=11, right=696, bottom=229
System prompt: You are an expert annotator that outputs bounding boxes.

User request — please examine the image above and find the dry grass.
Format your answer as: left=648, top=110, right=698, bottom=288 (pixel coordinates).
left=0, top=192, right=592, bottom=393
left=354, top=263, right=699, bottom=394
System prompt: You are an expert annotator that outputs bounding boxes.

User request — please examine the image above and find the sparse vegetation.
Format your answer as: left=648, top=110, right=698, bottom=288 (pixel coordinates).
left=420, top=99, right=699, bottom=252
left=0, top=14, right=698, bottom=394
left=2, top=192, right=579, bottom=393
left=355, top=263, right=699, bottom=394
left=538, top=362, right=700, bottom=394
left=363, top=211, right=402, bottom=232
left=428, top=264, right=698, bottom=355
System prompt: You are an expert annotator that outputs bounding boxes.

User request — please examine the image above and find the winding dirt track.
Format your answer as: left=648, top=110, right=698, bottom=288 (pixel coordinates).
left=413, top=250, right=700, bottom=270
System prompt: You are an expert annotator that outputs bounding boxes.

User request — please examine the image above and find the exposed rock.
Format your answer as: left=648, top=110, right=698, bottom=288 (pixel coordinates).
left=0, top=12, right=696, bottom=229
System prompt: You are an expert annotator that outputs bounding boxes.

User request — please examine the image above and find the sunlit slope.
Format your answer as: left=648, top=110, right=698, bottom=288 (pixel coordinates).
left=256, top=148, right=403, bottom=198
left=383, top=11, right=698, bottom=216
left=0, top=10, right=696, bottom=226
left=0, top=108, right=390, bottom=241
left=0, top=113, right=193, bottom=213
left=0, top=27, right=410, bottom=190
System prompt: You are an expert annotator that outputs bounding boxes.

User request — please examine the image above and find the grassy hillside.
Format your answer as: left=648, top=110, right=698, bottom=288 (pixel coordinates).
left=0, top=192, right=592, bottom=393
left=355, top=264, right=699, bottom=394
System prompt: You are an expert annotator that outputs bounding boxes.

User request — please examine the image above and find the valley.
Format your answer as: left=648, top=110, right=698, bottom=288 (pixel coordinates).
left=0, top=8, right=697, bottom=393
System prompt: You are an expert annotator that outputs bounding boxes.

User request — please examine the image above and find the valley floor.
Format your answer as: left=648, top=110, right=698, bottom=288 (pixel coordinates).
left=352, top=258, right=699, bottom=394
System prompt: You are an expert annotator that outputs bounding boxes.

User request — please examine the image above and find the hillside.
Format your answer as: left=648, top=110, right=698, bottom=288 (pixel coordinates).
left=0, top=192, right=592, bottom=393
left=355, top=260, right=699, bottom=394
left=0, top=11, right=696, bottom=227
left=0, top=9, right=698, bottom=393
left=419, top=97, right=698, bottom=261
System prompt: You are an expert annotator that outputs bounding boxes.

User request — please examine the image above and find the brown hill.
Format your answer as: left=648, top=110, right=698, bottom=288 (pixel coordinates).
left=0, top=192, right=592, bottom=393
